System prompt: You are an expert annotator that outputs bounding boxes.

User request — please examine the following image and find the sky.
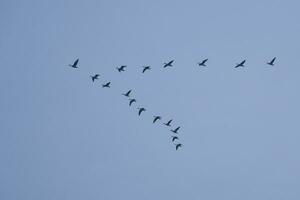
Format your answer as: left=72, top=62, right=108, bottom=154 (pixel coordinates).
left=1, top=0, right=300, bottom=199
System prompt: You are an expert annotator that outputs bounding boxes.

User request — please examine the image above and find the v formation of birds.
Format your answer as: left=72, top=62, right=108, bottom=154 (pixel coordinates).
left=68, top=57, right=277, bottom=150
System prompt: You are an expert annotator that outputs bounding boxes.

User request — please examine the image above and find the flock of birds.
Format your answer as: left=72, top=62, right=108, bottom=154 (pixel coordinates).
left=68, top=56, right=277, bottom=150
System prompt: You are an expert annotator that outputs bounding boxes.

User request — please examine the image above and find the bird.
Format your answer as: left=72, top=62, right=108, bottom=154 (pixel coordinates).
left=171, top=136, right=179, bottom=142
left=235, top=60, right=246, bottom=68
left=163, top=60, right=174, bottom=68
left=122, top=90, right=132, bottom=97
left=175, top=143, right=182, bottom=150
left=69, top=59, right=79, bottom=68
left=129, top=98, right=136, bottom=106
left=267, top=57, right=276, bottom=66
left=198, top=59, right=208, bottom=66
left=153, top=116, right=162, bottom=123
left=171, top=126, right=180, bottom=134
left=90, top=74, right=100, bottom=82
left=138, top=107, right=146, bottom=116
left=142, top=66, right=151, bottom=73
left=117, top=65, right=127, bottom=72
left=164, top=119, right=173, bottom=126
left=102, top=82, right=111, bottom=88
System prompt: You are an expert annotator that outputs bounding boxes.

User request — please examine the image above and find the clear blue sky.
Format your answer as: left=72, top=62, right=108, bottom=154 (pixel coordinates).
left=1, top=0, right=300, bottom=199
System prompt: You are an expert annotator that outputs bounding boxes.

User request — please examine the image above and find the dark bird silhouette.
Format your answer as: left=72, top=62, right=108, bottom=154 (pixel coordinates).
left=235, top=60, right=246, bottom=68
left=117, top=65, right=127, bottom=72
left=164, top=119, right=173, bottom=126
left=129, top=98, right=136, bottom=106
left=138, top=107, right=146, bottom=116
left=198, top=59, right=208, bottom=66
left=267, top=57, right=276, bottom=66
left=102, top=82, right=111, bottom=88
left=69, top=59, right=79, bottom=68
left=171, top=126, right=180, bottom=134
left=163, top=60, right=174, bottom=68
left=90, top=74, right=100, bottom=82
left=171, top=136, right=179, bottom=142
left=153, top=116, right=162, bottom=123
left=175, top=143, right=182, bottom=150
left=122, top=90, right=132, bottom=97
left=142, top=66, right=151, bottom=73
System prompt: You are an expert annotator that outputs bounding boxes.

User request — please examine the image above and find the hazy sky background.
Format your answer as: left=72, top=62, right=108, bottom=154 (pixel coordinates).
left=1, top=0, right=300, bottom=199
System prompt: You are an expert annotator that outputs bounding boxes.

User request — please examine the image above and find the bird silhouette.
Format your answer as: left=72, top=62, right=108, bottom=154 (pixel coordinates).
left=175, top=143, right=182, bottom=150
left=164, top=119, right=173, bottom=126
left=163, top=60, right=174, bottom=68
left=69, top=59, right=79, bottom=68
left=267, top=57, right=276, bottom=66
left=117, top=65, right=127, bottom=72
left=153, top=116, right=162, bottom=123
left=235, top=60, right=246, bottom=68
left=171, top=136, right=179, bottom=142
left=102, top=82, right=111, bottom=88
left=138, top=107, right=146, bottom=116
left=198, top=59, right=208, bottom=66
left=90, top=74, right=100, bottom=82
left=142, top=66, right=151, bottom=73
left=171, top=126, right=180, bottom=134
left=129, top=98, right=136, bottom=106
left=122, top=90, right=132, bottom=97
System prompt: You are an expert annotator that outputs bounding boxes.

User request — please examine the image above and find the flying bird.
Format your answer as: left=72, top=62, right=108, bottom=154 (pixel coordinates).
left=138, top=107, right=146, bottom=116
left=69, top=59, right=79, bottom=68
left=171, top=126, right=180, bottom=134
left=122, top=90, right=132, bottom=97
left=175, top=143, right=182, bottom=150
left=153, top=116, right=162, bottom=123
left=163, top=60, right=174, bottom=68
left=267, top=57, right=276, bottom=66
left=142, top=66, right=151, bottom=73
left=198, top=59, right=208, bottom=66
left=90, top=74, right=100, bottom=82
left=102, top=82, right=111, bottom=88
left=171, top=136, right=179, bottom=142
left=164, top=119, right=173, bottom=127
left=117, top=65, right=127, bottom=72
left=235, top=60, right=246, bottom=68
left=129, top=98, right=136, bottom=106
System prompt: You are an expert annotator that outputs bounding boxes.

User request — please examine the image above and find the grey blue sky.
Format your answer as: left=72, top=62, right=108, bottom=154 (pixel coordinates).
left=1, top=0, right=300, bottom=199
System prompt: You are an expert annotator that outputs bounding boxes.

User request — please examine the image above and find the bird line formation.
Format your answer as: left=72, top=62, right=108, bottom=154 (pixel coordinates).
left=68, top=59, right=184, bottom=150
left=68, top=57, right=277, bottom=150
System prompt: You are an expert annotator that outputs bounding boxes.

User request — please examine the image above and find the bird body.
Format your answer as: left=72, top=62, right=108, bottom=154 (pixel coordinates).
left=235, top=60, right=246, bottom=68
left=90, top=74, right=100, bottom=82
left=153, top=116, right=162, bottom=123
left=138, top=107, right=146, bottom=116
left=69, top=59, right=79, bottom=68
left=163, top=60, right=174, bottom=68
left=123, top=90, right=132, bottom=97
left=198, top=59, right=208, bottom=66
left=117, top=65, right=127, bottom=72
left=142, top=66, right=151, bottom=73
left=129, top=99, right=136, bottom=106
left=164, top=119, right=173, bottom=126
left=102, top=82, right=111, bottom=88
left=171, top=126, right=180, bottom=134
left=171, top=136, right=179, bottom=142
left=267, top=57, right=276, bottom=66
left=175, top=143, right=182, bottom=150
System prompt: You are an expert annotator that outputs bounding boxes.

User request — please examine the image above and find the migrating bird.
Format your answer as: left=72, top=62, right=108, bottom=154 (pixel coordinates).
left=69, top=59, right=79, bottom=68
left=198, top=59, right=208, bottom=66
left=153, top=116, right=162, bottom=123
left=171, top=126, right=180, bottom=134
left=164, top=119, right=173, bottom=127
left=102, top=82, right=111, bottom=88
left=138, top=107, right=146, bottom=116
left=142, top=66, right=151, bottom=73
left=267, top=57, right=276, bottom=66
left=117, top=65, right=127, bottom=72
left=129, top=98, right=136, bottom=106
left=171, top=136, right=179, bottom=142
left=235, top=60, right=246, bottom=68
left=163, top=60, right=174, bottom=68
left=122, top=90, right=132, bottom=97
left=90, top=74, right=100, bottom=82
left=175, top=143, right=182, bottom=150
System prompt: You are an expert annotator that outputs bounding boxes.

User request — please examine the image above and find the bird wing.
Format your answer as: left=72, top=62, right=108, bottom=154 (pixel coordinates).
left=74, top=59, right=79, bottom=66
